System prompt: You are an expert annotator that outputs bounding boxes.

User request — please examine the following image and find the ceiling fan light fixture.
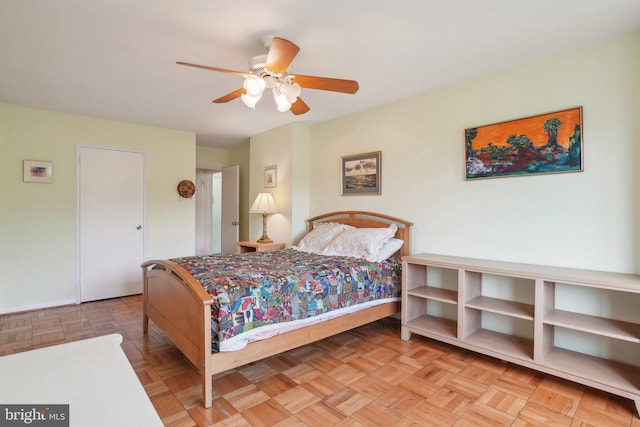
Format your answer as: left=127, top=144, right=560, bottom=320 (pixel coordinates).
left=262, top=76, right=277, bottom=89
left=241, top=93, right=261, bottom=109
left=243, top=76, right=265, bottom=97
left=273, top=91, right=291, bottom=112
left=281, top=82, right=302, bottom=104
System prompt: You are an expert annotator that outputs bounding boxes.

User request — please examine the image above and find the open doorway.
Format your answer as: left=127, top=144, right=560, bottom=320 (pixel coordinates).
left=195, top=170, right=221, bottom=254
left=195, top=166, right=239, bottom=255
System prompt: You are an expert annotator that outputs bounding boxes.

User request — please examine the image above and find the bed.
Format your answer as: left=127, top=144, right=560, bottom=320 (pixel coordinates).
left=141, top=211, right=412, bottom=408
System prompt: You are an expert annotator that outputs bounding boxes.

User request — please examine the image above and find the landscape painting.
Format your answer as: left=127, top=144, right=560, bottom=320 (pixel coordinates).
left=341, top=151, right=381, bottom=195
left=465, top=107, right=583, bottom=180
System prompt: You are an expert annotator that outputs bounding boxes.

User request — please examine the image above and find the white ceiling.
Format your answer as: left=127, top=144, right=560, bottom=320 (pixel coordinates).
left=2, top=1, right=640, bottom=148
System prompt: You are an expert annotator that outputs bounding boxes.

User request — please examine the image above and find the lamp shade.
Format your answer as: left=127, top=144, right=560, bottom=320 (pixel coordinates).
left=249, top=193, right=277, bottom=214
left=273, top=91, right=291, bottom=112
left=243, top=76, right=265, bottom=97
left=241, top=93, right=261, bottom=109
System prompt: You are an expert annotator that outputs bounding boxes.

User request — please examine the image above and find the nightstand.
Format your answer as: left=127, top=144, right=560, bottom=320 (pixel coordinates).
left=236, top=241, right=286, bottom=254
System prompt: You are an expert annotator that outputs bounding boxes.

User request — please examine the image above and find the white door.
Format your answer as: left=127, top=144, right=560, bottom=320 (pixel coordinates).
left=78, top=146, right=145, bottom=302
left=220, top=165, right=239, bottom=253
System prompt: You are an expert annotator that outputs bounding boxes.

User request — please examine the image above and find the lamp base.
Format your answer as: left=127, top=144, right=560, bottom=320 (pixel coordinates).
left=257, top=213, right=273, bottom=243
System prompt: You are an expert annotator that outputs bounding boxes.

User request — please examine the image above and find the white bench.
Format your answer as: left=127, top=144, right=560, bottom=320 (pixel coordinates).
left=0, top=334, right=162, bottom=427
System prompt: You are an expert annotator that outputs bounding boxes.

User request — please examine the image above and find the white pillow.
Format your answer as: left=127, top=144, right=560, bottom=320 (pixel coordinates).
left=320, top=224, right=398, bottom=262
left=293, top=222, right=355, bottom=253
left=371, top=238, right=404, bottom=262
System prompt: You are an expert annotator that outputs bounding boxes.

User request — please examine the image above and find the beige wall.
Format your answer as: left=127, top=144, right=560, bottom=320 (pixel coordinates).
left=0, top=104, right=196, bottom=313
left=249, top=123, right=310, bottom=245
left=290, top=124, right=310, bottom=242
left=308, top=29, right=640, bottom=273
left=196, top=145, right=229, bottom=170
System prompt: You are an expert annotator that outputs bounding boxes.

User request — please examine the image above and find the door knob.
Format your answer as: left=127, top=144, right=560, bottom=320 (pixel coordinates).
left=136, top=225, right=142, bottom=230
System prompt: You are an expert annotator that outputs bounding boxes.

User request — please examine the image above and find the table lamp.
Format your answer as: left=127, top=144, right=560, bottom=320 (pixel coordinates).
left=249, top=192, right=278, bottom=243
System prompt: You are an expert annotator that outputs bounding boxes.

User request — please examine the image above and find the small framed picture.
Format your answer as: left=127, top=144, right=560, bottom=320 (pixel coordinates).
left=24, top=160, right=53, bottom=183
left=264, top=165, right=277, bottom=188
left=341, top=151, right=381, bottom=195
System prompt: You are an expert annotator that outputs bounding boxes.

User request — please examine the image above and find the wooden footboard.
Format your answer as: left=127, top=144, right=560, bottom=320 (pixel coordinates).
left=142, top=260, right=214, bottom=405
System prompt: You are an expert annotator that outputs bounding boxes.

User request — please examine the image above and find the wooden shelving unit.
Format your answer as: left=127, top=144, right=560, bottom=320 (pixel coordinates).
left=401, top=253, right=640, bottom=415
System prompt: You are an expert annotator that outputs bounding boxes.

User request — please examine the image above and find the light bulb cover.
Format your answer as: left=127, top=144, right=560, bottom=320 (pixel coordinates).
left=263, top=76, right=277, bottom=89
left=273, top=91, right=291, bottom=112
left=243, top=76, right=266, bottom=97
left=283, top=83, right=302, bottom=104
left=241, top=93, right=261, bottom=109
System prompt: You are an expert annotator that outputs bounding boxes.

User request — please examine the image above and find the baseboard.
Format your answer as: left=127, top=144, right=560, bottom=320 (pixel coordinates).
left=0, top=299, right=77, bottom=315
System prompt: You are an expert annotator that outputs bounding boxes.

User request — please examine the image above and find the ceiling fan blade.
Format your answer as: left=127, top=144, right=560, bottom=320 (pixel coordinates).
left=266, top=37, right=300, bottom=74
left=290, top=98, right=310, bottom=115
left=177, top=62, right=247, bottom=77
left=293, top=74, right=359, bottom=94
left=213, top=88, right=245, bottom=103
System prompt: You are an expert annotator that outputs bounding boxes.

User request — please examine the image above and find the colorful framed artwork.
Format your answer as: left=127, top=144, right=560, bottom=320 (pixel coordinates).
left=465, top=107, right=583, bottom=180
left=23, top=160, right=53, bottom=183
left=341, top=151, right=381, bottom=195
left=264, top=166, right=277, bottom=188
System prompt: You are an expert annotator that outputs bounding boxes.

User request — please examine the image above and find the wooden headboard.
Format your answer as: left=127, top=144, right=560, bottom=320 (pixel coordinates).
left=306, top=211, right=413, bottom=258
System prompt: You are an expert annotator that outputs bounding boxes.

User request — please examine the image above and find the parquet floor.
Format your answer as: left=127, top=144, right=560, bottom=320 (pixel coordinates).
left=1, top=295, right=639, bottom=427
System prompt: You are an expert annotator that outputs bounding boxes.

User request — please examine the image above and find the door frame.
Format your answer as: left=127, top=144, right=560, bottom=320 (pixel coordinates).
left=75, top=144, right=147, bottom=303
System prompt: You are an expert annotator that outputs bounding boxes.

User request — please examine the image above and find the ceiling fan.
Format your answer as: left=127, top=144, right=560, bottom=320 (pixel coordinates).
left=177, top=36, right=359, bottom=115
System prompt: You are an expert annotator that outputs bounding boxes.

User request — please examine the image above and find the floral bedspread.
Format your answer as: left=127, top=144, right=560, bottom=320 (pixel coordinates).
left=171, top=249, right=401, bottom=351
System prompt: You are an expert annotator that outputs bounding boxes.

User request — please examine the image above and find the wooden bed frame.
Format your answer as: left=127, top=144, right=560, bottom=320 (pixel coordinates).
left=141, top=211, right=413, bottom=408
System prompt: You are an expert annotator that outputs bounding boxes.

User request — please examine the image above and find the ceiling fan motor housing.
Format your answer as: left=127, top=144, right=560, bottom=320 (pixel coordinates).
left=249, top=54, right=269, bottom=74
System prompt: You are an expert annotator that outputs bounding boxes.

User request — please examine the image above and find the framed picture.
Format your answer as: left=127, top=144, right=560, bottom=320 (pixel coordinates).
left=264, top=165, right=277, bottom=188
left=341, top=151, right=381, bottom=195
left=23, top=160, right=53, bottom=183
left=465, top=106, right=583, bottom=180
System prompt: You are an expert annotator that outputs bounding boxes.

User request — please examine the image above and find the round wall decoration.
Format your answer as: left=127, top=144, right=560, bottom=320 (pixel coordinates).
left=177, top=180, right=196, bottom=198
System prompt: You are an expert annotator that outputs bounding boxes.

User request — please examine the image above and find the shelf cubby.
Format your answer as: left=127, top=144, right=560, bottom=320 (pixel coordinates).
left=408, top=286, right=457, bottom=304
left=544, top=347, right=640, bottom=399
left=544, top=309, right=640, bottom=343
left=464, top=328, right=534, bottom=361
left=405, top=314, right=457, bottom=340
left=465, top=296, right=534, bottom=320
